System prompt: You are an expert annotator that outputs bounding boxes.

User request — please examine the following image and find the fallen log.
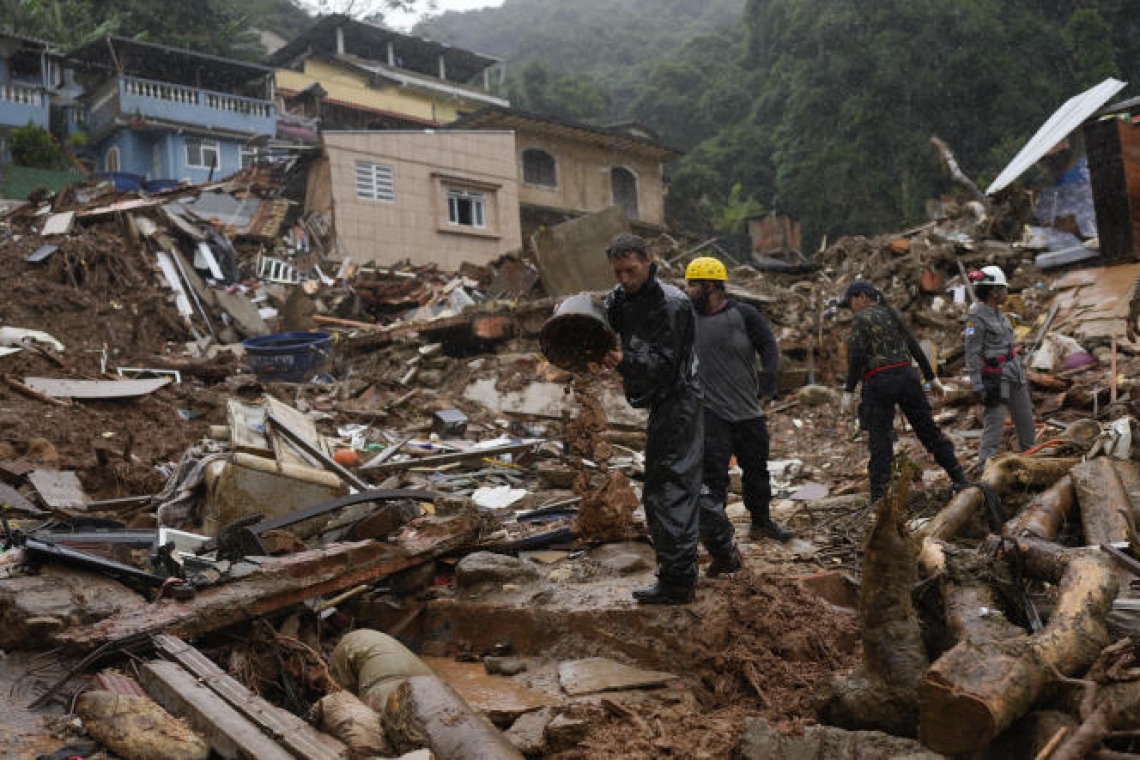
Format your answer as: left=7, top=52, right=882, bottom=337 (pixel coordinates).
left=54, top=515, right=479, bottom=652
left=1071, top=457, right=1138, bottom=545
left=818, top=465, right=926, bottom=735
left=918, top=542, right=1118, bottom=754
left=918, top=454, right=1078, bottom=542
left=1003, top=475, right=1074, bottom=540
left=943, top=580, right=1025, bottom=646
left=386, top=676, right=524, bottom=760
left=331, top=629, right=523, bottom=760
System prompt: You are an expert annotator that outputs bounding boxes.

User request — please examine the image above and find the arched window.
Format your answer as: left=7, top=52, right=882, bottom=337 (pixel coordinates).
left=104, top=146, right=121, bottom=172
left=611, top=166, right=639, bottom=220
left=522, top=148, right=557, bottom=187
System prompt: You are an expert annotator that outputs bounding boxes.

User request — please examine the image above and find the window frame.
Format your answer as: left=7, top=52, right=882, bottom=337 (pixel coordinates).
left=354, top=160, right=396, bottom=203
left=104, top=146, right=121, bottom=172
left=185, top=138, right=220, bottom=170
left=521, top=147, right=557, bottom=188
left=446, top=188, right=486, bottom=229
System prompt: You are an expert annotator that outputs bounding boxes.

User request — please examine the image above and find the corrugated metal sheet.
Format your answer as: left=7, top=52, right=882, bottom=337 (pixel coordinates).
left=986, top=78, right=1127, bottom=195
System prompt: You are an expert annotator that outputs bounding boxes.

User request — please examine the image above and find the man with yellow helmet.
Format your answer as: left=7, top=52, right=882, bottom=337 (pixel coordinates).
left=685, top=256, right=792, bottom=573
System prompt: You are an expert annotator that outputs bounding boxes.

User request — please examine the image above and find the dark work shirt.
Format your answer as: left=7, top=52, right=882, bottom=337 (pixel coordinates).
left=845, top=302, right=934, bottom=392
left=693, top=299, right=778, bottom=421
left=604, top=264, right=700, bottom=409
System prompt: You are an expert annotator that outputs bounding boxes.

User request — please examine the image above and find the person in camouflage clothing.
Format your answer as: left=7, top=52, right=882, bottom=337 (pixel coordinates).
left=839, top=280, right=968, bottom=502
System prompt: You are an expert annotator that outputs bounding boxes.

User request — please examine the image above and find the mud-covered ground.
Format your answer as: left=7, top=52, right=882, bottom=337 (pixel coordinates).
left=0, top=217, right=994, bottom=758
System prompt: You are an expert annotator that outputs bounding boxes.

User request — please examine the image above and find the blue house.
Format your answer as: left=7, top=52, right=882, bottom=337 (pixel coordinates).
left=0, top=33, right=69, bottom=156
left=67, top=36, right=276, bottom=186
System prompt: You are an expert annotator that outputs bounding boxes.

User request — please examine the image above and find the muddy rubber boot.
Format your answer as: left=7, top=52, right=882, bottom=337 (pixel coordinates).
left=706, top=548, right=743, bottom=578
left=632, top=583, right=695, bottom=605
left=748, top=519, right=793, bottom=542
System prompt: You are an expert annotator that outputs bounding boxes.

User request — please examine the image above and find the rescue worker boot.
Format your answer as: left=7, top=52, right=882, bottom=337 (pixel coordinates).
left=706, top=547, right=743, bottom=578
left=632, top=580, right=695, bottom=605
left=749, top=518, right=793, bottom=542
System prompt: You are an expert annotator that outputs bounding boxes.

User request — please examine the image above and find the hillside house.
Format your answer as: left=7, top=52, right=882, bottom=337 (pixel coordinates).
left=451, top=106, right=681, bottom=232
left=67, top=36, right=276, bottom=186
left=267, top=14, right=507, bottom=131
left=0, top=33, right=73, bottom=157
left=310, top=130, right=522, bottom=269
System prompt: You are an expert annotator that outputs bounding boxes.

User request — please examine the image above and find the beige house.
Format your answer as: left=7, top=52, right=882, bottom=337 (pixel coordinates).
left=453, top=107, right=681, bottom=230
left=307, top=130, right=522, bottom=269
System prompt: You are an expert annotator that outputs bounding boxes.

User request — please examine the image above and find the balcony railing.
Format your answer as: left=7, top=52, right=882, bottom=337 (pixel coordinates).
left=88, top=75, right=275, bottom=138
left=0, top=83, right=49, bottom=128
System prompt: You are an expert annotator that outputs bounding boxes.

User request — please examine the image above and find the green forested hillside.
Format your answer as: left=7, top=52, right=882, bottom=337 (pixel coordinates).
left=423, top=0, right=1140, bottom=248
left=418, top=0, right=746, bottom=120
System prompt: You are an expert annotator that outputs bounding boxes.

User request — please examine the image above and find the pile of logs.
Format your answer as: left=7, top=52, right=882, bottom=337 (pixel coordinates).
left=818, top=427, right=1140, bottom=758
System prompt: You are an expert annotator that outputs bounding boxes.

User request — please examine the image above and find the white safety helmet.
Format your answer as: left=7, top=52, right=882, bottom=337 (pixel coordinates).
left=972, top=265, right=1008, bottom=287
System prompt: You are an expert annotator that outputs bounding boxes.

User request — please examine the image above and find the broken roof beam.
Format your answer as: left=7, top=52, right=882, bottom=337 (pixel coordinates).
left=152, top=634, right=347, bottom=760
left=54, top=515, right=479, bottom=652
left=141, top=660, right=298, bottom=760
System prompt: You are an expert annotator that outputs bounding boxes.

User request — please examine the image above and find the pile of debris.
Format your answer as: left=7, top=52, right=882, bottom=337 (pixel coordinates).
left=5, top=163, right=1140, bottom=758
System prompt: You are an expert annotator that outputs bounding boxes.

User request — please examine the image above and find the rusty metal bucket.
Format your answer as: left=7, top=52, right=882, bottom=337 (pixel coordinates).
left=540, top=293, right=616, bottom=373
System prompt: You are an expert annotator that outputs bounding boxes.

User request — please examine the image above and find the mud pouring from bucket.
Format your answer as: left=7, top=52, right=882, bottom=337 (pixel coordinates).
left=540, top=293, right=617, bottom=372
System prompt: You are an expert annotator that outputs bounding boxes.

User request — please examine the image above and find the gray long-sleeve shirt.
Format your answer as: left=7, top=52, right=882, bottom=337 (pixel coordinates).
left=693, top=299, right=779, bottom=422
left=965, top=301, right=1025, bottom=389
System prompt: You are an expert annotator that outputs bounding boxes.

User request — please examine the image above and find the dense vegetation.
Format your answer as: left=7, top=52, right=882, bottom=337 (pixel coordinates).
left=4, top=0, right=1138, bottom=247
left=422, top=0, right=1140, bottom=248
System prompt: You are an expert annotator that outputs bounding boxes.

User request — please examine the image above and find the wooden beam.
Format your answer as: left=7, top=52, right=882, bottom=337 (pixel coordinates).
left=55, top=515, right=479, bottom=652
left=153, top=634, right=346, bottom=760
left=141, top=660, right=295, bottom=760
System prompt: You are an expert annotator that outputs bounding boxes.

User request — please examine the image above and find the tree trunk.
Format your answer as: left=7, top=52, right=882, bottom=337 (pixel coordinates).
left=918, top=455, right=1078, bottom=542
left=1071, top=457, right=1138, bottom=545
left=918, top=549, right=1118, bottom=754
left=385, top=675, right=524, bottom=760
left=1003, top=475, right=1074, bottom=540
left=818, top=466, right=926, bottom=735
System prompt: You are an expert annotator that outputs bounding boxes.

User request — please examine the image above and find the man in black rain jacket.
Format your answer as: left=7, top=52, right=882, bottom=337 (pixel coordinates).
left=602, top=233, right=703, bottom=605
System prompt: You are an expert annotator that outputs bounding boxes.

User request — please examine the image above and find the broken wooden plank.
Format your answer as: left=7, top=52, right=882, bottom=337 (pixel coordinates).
left=266, top=410, right=369, bottom=491
left=153, top=634, right=347, bottom=760
left=141, top=660, right=295, bottom=760
left=55, top=514, right=479, bottom=651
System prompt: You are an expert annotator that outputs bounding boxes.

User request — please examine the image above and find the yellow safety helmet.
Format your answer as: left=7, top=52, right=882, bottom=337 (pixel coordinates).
left=685, top=256, right=727, bottom=281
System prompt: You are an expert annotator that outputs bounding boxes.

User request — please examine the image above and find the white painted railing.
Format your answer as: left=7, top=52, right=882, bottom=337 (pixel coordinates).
left=203, top=91, right=271, bottom=118
left=123, top=77, right=271, bottom=118
left=0, top=84, right=44, bottom=106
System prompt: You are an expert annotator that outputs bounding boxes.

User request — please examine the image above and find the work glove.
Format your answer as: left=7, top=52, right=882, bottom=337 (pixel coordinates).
left=840, top=391, right=856, bottom=417
left=929, top=378, right=948, bottom=397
